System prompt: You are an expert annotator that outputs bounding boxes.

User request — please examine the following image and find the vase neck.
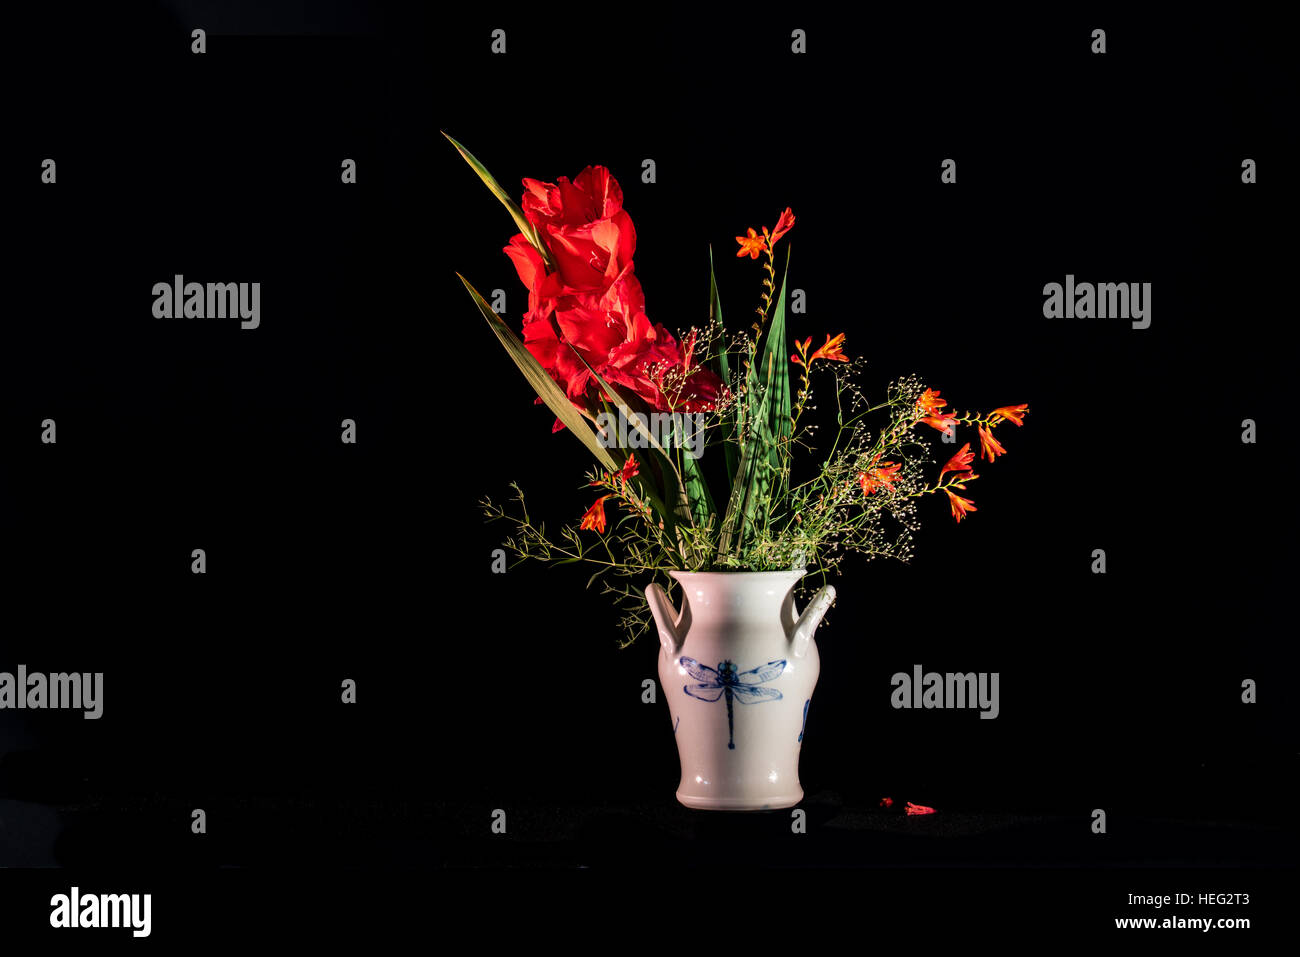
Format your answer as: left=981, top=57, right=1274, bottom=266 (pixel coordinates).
left=670, top=571, right=804, bottom=627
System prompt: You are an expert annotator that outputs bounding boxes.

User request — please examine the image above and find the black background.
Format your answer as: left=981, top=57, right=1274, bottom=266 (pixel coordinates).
left=1, top=0, right=1295, bottom=941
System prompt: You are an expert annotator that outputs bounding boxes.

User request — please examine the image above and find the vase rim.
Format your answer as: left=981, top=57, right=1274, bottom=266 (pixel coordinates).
left=669, top=568, right=807, bottom=580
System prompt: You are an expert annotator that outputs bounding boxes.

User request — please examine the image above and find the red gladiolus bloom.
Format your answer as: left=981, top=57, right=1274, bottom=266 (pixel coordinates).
left=879, top=797, right=894, bottom=808
left=735, top=227, right=768, bottom=259
left=991, top=403, right=1029, bottom=427
left=945, top=488, right=977, bottom=522
left=580, top=495, right=612, bottom=533
left=505, top=167, right=726, bottom=421
left=770, top=207, right=796, bottom=244
left=518, top=166, right=637, bottom=296
left=905, top=802, right=936, bottom=816
left=939, top=442, right=974, bottom=479
left=978, top=425, right=1007, bottom=462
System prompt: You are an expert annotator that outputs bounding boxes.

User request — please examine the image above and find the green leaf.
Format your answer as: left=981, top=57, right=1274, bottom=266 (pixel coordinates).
left=595, top=396, right=680, bottom=534
left=680, top=440, right=716, bottom=531
left=709, top=245, right=731, bottom=389
left=443, top=131, right=555, bottom=270
left=736, top=353, right=779, bottom=550
left=458, top=273, right=618, bottom=471
left=716, top=247, right=793, bottom=559
left=716, top=405, right=758, bottom=556
left=575, top=351, right=689, bottom=527
left=578, top=351, right=673, bottom=461
left=709, top=245, right=739, bottom=492
left=570, top=350, right=713, bottom=568
left=765, top=248, right=793, bottom=478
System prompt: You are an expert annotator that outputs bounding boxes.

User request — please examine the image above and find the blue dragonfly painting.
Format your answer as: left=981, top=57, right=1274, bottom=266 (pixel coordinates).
left=680, top=657, right=786, bottom=750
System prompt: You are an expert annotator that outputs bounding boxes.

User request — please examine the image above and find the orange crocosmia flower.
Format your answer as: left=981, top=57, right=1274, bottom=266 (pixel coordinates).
left=579, top=495, right=612, bottom=533
left=790, top=336, right=814, bottom=367
left=944, top=488, right=977, bottom=522
left=978, top=425, right=1007, bottom=462
left=590, top=453, right=640, bottom=490
left=808, top=333, right=849, bottom=363
left=618, top=453, right=640, bottom=484
left=916, top=388, right=947, bottom=416
left=920, top=414, right=958, bottom=437
left=939, top=442, right=974, bottom=479
left=770, top=207, right=796, bottom=244
left=735, top=227, right=768, bottom=259
left=858, top=460, right=902, bottom=495
left=991, top=403, right=1029, bottom=427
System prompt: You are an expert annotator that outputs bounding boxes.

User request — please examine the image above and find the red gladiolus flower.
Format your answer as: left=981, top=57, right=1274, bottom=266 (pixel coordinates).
left=939, top=442, right=974, bottom=479
left=991, top=403, right=1029, bottom=427
left=945, top=487, right=977, bottom=522
left=905, top=802, right=936, bottom=816
left=978, top=425, right=1007, bottom=462
left=504, top=167, right=725, bottom=423
left=580, top=495, right=612, bottom=533
left=917, top=388, right=947, bottom=417
left=879, top=797, right=894, bottom=808
left=736, top=227, right=768, bottom=259
left=517, top=166, right=637, bottom=296
left=770, top=207, right=796, bottom=244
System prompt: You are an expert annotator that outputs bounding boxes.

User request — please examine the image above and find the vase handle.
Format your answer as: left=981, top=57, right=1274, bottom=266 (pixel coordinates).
left=645, top=583, right=685, bottom=657
left=790, top=585, right=835, bottom=659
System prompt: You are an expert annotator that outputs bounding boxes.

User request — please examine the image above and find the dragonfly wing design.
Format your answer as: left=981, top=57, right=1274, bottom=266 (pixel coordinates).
left=731, top=685, right=782, bottom=704
left=678, top=657, right=719, bottom=684
left=684, top=684, right=726, bottom=702
left=737, top=659, right=787, bottom=684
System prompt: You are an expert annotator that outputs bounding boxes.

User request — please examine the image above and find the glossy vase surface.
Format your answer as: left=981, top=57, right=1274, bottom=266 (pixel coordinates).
left=646, top=570, right=835, bottom=810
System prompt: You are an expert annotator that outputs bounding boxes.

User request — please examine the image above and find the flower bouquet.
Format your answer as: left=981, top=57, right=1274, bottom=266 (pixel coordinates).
left=448, top=133, right=1029, bottom=807
left=449, top=132, right=1029, bottom=646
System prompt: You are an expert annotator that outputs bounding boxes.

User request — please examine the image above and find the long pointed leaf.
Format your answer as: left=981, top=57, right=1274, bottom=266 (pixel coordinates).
left=571, top=348, right=692, bottom=535
left=717, top=247, right=794, bottom=558
left=709, top=245, right=739, bottom=492
left=458, top=273, right=617, bottom=470
left=680, top=436, right=716, bottom=531
left=595, top=397, right=679, bottom=533
left=444, top=131, right=555, bottom=270
left=569, top=348, right=691, bottom=514
left=765, top=248, right=793, bottom=480
left=716, top=411, right=757, bottom=555
left=737, top=353, right=778, bottom=548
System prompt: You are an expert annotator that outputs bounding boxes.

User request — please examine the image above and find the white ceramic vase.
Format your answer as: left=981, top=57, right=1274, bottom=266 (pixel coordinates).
left=646, top=570, right=835, bottom=810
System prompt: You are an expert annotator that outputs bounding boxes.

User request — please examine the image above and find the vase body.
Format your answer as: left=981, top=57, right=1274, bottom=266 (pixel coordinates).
left=647, top=570, right=835, bottom=811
